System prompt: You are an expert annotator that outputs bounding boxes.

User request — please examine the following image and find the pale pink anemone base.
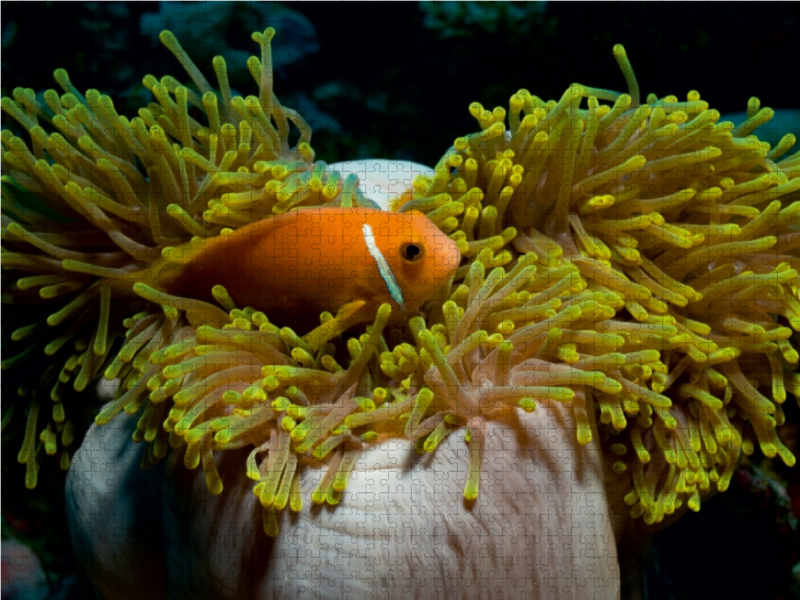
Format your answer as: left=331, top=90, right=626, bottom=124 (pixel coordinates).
left=67, top=392, right=619, bottom=599
left=327, top=159, right=435, bottom=211
left=65, top=160, right=627, bottom=599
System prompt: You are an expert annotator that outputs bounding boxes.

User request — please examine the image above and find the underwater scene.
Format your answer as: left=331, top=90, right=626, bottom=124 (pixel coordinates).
left=2, top=3, right=800, bottom=599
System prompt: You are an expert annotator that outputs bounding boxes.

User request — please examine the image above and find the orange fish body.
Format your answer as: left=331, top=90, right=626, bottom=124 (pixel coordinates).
left=147, top=207, right=460, bottom=333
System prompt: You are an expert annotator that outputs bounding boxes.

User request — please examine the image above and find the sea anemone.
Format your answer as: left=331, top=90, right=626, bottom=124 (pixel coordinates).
left=3, top=27, right=799, bottom=540
left=393, top=45, right=800, bottom=524
left=1, top=27, right=374, bottom=489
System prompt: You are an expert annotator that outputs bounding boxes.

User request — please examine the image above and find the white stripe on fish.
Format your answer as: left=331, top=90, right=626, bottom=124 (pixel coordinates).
left=362, top=223, right=406, bottom=311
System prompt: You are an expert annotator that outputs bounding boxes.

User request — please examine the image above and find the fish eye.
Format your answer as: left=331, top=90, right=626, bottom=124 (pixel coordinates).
left=400, top=241, right=425, bottom=263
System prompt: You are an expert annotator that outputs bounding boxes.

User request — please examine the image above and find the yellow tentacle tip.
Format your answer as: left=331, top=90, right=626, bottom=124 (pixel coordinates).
left=159, top=30, right=180, bottom=49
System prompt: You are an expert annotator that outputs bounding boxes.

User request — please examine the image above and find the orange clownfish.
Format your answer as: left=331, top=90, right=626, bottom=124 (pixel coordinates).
left=140, top=207, right=461, bottom=335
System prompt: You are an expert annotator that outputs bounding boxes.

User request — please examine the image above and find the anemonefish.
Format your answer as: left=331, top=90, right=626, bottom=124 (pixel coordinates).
left=138, top=207, right=461, bottom=334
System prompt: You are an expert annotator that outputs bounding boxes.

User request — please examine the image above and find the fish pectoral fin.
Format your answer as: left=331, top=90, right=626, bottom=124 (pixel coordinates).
left=301, top=300, right=367, bottom=353
left=335, top=300, right=368, bottom=319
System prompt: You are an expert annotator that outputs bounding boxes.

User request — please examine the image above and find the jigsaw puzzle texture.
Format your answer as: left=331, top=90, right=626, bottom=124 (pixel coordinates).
left=3, top=9, right=800, bottom=600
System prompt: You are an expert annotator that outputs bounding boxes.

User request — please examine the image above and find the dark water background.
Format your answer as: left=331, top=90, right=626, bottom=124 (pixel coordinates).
left=2, top=3, right=799, bottom=599
left=4, top=2, right=800, bottom=166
